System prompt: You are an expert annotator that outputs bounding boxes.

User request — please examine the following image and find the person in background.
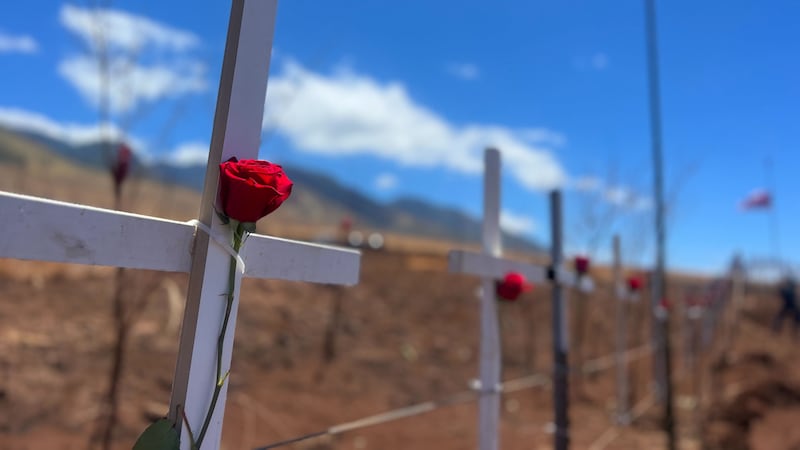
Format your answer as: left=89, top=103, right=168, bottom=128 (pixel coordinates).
left=773, top=275, right=800, bottom=335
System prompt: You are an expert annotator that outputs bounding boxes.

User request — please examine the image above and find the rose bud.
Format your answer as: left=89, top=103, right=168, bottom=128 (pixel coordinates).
left=340, top=217, right=353, bottom=234
left=111, top=143, right=133, bottom=188
left=495, top=271, right=533, bottom=302
left=574, top=255, right=590, bottom=275
left=627, top=275, right=643, bottom=292
left=218, top=157, right=293, bottom=223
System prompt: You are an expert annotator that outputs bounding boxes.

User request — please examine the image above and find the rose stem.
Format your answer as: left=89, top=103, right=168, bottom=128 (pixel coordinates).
left=195, top=221, right=244, bottom=448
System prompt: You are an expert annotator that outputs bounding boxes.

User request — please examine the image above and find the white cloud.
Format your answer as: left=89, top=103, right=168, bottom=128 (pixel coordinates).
left=58, top=55, right=207, bottom=113
left=591, top=52, right=609, bottom=70
left=603, top=185, right=652, bottom=211
left=264, top=61, right=567, bottom=191
left=0, top=32, right=38, bottom=54
left=604, top=186, right=630, bottom=205
left=0, top=107, right=123, bottom=145
left=571, top=176, right=603, bottom=192
left=0, top=107, right=219, bottom=167
left=59, top=4, right=199, bottom=52
left=572, top=52, right=610, bottom=71
left=518, top=128, right=566, bottom=147
left=629, top=195, right=653, bottom=211
left=500, top=210, right=536, bottom=236
left=445, top=62, right=480, bottom=81
left=569, top=175, right=651, bottom=212
left=0, top=107, right=148, bottom=158
left=57, top=4, right=207, bottom=114
left=163, top=142, right=208, bottom=166
left=374, top=172, right=398, bottom=191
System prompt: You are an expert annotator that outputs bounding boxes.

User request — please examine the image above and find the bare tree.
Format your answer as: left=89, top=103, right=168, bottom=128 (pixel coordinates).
left=568, top=164, right=629, bottom=397
left=68, top=3, right=199, bottom=448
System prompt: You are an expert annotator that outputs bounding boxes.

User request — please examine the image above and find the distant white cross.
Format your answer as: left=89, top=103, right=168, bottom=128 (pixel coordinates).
left=612, top=234, right=631, bottom=425
left=0, top=2, right=361, bottom=449
left=447, top=148, right=589, bottom=450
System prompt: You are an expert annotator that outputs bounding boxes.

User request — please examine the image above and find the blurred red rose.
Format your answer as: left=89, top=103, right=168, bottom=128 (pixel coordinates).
left=574, top=255, right=590, bottom=275
left=496, top=272, right=533, bottom=302
left=218, top=157, right=293, bottom=223
left=111, top=143, right=132, bottom=188
left=627, top=275, right=644, bottom=292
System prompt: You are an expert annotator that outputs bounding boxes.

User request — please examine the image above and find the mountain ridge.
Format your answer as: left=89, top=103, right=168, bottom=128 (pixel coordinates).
left=0, top=125, right=543, bottom=252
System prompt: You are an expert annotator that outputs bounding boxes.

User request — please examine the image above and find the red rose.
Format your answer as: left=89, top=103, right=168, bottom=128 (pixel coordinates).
left=111, top=143, right=133, bottom=187
left=340, top=217, right=353, bottom=233
left=495, top=272, right=533, bottom=302
left=218, top=157, right=293, bottom=223
left=627, top=275, right=643, bottom=292
left=574, top=255, right=590, bottom=275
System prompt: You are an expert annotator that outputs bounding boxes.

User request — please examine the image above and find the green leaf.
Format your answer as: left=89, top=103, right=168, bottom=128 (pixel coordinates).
left=133, top=419, right=180, bottom=450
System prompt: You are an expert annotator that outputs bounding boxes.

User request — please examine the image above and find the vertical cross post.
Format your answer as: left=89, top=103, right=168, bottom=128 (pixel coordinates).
left=686, top=287, right=702, bottom=422
left=613, top=234, right=630, bottom=425
left=680, top=287, right=690, bottom=371
left=0, top=5, right=360, bottom=449
left=168, top=1, right=278, bottom=447
left=478, top=147, right=502, bottom=450
left=448, top=157, right=591, bottom=450
left=644, top=0, right=676, bottom=446
left=550, top=189, right=569, bottom=450
left=721, top=256, right=746, bottom=362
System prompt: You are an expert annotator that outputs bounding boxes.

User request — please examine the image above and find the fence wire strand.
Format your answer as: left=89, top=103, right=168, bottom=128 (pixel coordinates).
left=253, top=277, right=731, bottom=450
left=253, top=391, right=477, bottom=450
left=252, top=342, right=657, bottom=450
left=586, top=360, right=693, bottom=450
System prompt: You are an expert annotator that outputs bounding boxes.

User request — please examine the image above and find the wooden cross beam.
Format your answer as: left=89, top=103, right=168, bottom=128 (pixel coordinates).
left=446, top=148, right=590, bottom=450
left=0, top=2, right=361, bottom=449
left=0, top=191, right=358, bottom=285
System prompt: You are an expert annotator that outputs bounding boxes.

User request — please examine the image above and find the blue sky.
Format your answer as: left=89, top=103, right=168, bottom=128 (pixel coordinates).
left=1, top=0, right=798, bottom=274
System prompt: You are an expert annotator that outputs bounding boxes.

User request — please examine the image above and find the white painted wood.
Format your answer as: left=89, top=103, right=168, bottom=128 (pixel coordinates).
left=449, top=250, right=590, bottom=292
left=612, top=235, right=630, bottom=425
left=549, top=190, right=569, bottom=450
left=0, top=3, right=362, bottom=450
left=446, top=148, right=597, bottom=450
left=446, top=150, right=594, bottom=450
left=449, top=250, right=548, bottom=284
left=168, top=1, right=280, bottom=448
left=0, top=190, right=194, bottom=272
left=482, top=149, right=502, bottom=259
left=242, top=235, right=358, bottom=285
left=478, top=148, right=501, bottom=450
left=0, top=191, right=359, bottom=285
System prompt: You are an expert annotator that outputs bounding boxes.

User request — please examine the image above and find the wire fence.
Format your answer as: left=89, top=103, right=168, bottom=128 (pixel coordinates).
left=586, top=362, right=693, bottom=450
left=252, top=342, right=657, bottom=450
left=249, top=270, right=734, bottom=450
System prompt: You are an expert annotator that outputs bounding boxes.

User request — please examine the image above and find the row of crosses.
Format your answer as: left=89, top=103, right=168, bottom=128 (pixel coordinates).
left=0, top=2, right=649, bottom=450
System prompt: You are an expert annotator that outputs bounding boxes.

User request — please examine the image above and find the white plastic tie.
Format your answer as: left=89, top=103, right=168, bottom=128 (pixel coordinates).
left=186, top=219, right=245, bottom=275
left=615, top=283, right=627, bottom=300
left=469, top=378, right=503, bottom=394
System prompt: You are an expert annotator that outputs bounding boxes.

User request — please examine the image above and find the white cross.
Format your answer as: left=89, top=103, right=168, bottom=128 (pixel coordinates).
left=0, top=2, right=361, bottom=449
left=447, top=148, right=588, bottom=450
left=612, top=234, right=631, bottom=425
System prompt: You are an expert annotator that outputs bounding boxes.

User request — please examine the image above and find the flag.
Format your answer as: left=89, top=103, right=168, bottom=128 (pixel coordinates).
left=740, top=189, right=772, bottom=210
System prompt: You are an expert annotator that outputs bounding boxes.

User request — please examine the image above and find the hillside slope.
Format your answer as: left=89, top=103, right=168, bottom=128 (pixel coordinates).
left=0, top=125, right=542, bottom=252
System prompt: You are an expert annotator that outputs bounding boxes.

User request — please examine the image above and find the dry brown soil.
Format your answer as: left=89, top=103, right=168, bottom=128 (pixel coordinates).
left=2, top=244, right=799, bottom=450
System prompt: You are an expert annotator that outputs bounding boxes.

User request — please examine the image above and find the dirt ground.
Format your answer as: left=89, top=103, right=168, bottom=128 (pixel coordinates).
left=1, top=244, right=798, bottom=450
